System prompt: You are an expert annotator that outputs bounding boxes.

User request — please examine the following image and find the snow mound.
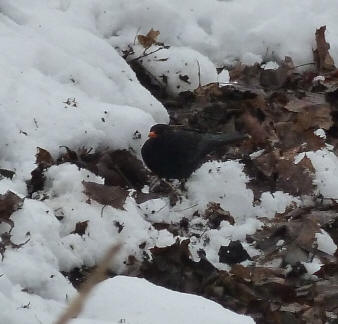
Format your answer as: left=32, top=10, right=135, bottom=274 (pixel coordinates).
left=77, top=276, right=255, bottom=324
left=100, top=0, right=338, bottom=65
left=187, top=161, right=254, bottom=220
left=0, top=1, right=168, bottom=179
left=127, top=45, right=219, bottom=95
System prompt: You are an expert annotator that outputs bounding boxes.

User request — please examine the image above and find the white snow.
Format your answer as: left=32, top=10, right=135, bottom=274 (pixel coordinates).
left=187, top=161, right=299, bottom=221
left=1, top=0, right=338, bottom=323
left=75, top=276, right=255, bottom=324
left=314, top=128, right=326, bottom=139
left=261, top=61, right=279, bottom=70
left=218, top=69, right=231, bottom=85
left=103, top=0, right=338, bottom=66
left=306, top=149, right=338, bottom=200
left=315, top=230, right=337, bottom=255
left=127, top=44, right=219, bottom=95
left=256, top=191, right=300, bottom=218
left=0, top=0, right=169, bottom=179
left=313, top=75, right=325, bottom=82
left=187, top=161, right=255, bottom=220
left=302, top=257, right=322, bottom=275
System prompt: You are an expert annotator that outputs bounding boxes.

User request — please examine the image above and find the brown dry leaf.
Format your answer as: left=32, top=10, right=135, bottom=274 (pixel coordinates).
left=302, top=130, right=326, bottom=151
left=230, top=264, right=252, bottom=281
left=36, top=147, right=54, bottom=166
left=97, top=150, right=149, bottom=190
left=82, top=182, right=128, bottom=210
left=0, top=191, right=24, bottom=230
left=230, top=64, right=261, bottom=86
left=193, top=82, right=223, bottom=102
left=295, top=218, right=321, bottom=251
left=280, top=303, right=311, bottom=313
left=58, top=146, right=78, bottom=163
left=71, top=221, right=89, bottom=236
left=204, top=202, right=234, bottom=227
left=218, top=272, right=258, bottom=304
left=250, top=268, right=286, bottom=286
left=27, top=165, right=46, bottom=196
left=296, top=104, right=333, bottom=130
left=253, top=150, right=279, bottom=177
left=137, top=28, right=160, bottom=49
left=241, top=111, right=270, bottom=145
left=229, top=62, right=246, bottom=81
left=260, top=66, right=289, bottom=89
left=132, top=191, right=162, bottom=204
left=297, top=154, right=315, bottom=173
left=313, top=26, right=336, bottom=73
left=325, top=69, right=338, bottom=82
left=302, top=306, right=324, bottom=324
left=274, top=122, right=302, bottom=149
left=284, top=95, right=325, bottom=113
left=0, top=232, right=30, bottom=260
left=276, top=149, right=315, bottom=195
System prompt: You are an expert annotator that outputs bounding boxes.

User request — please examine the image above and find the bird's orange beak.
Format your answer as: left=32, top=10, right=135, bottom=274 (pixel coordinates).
left=148, top=131, right=157, bottom=138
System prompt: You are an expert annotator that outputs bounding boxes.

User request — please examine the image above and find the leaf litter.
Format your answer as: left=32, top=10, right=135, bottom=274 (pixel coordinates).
left=11, top=25, right=338, bottom=324
left=34, top=25, right=338, bottom=324
left=114, top=26, right=338, bottom=324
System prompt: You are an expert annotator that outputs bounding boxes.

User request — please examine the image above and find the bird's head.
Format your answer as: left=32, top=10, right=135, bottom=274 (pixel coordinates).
left=148, top=124, right=171, bottom=138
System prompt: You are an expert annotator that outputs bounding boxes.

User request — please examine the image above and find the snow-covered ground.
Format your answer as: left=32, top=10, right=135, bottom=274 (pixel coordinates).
left=1, top=1, right=338, bottom=323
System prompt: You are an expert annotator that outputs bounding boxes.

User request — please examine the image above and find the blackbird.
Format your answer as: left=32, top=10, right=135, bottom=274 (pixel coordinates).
left=141, top=124, right=247, bottom=180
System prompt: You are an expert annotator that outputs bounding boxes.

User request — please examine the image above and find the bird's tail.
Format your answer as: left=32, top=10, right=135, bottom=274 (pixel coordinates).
left=209, top=132, right=249, bottom=145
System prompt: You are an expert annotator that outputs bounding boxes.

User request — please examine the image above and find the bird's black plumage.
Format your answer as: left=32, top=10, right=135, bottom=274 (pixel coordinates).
left=141, top=124, right=247, bottom=179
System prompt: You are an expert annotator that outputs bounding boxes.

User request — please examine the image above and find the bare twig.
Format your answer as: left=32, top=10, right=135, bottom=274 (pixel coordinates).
left=130, top=46, right=166, bottom=62
left=54, top=244, right=121, bottom=324
left=196, top=60, right=201, bottom=87
left=172, top=203, right=199, bottom=213
left=291, top=62, right=316, bottom=69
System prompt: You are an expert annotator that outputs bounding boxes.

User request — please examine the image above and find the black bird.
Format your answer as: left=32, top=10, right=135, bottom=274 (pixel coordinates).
left=141, top=124, right=247, bottom=180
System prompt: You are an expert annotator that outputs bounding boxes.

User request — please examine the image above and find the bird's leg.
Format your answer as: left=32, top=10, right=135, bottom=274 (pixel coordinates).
left=149, top=175, right=161, bottom=192
left=179, top=178, right=187, bottom=192
left=149, top=176, right=182, bottom=206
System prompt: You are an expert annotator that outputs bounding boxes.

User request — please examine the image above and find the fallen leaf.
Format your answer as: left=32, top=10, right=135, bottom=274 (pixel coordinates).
left=137, top=28, right=160, bottom=49
left=276, top=157, right=315, bottom=196
left=204, top=202, right=235, bottom=227
left=0, top=232, right=29, bottom=260
left=27, top=165, right=46, bottom=196
left=241, top=111, right=271, bottom=145
left=313, top=26, right=336, bottom=73
left=260, top=66, right=289, bottom=89
left=284, top=95, right=325, bottom=113
left=36, top=147, right=54, bottom=166
left=82, top=182, right=128, bottom=210
left=58, top=146, right=78, bottom=163
left=71, top=220, right=89, bottom=236
left=97, top=150, right=149, bottom=190
left=0, top=191, right=24, bottom=231
left=296, top=104, right=333, bottom=130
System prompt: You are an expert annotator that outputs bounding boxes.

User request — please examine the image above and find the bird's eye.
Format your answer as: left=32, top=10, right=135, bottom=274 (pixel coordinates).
left=148, top=131, right=158, bottom=138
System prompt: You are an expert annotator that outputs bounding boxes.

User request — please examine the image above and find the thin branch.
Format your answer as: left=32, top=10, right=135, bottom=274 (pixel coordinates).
left=196, top=60, right=201, bottom=87
left=54, top=244, right=121, bottom=324
left=130, top=46, right=166, bottom=62
left=291, top=62, right=316, bottom=70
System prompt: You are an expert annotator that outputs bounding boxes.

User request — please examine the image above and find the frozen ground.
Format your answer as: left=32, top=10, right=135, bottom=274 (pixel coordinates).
left=0, top=1, right=338, bottom=323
